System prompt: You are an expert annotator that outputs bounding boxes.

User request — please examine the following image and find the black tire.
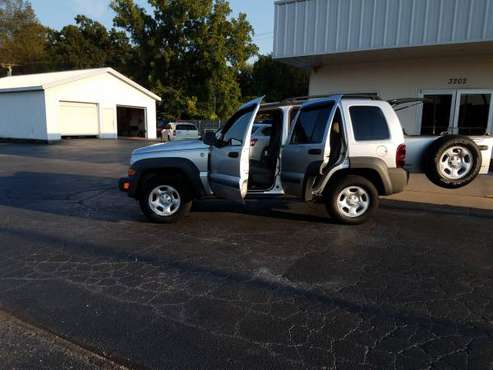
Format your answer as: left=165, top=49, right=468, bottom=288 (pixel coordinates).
left=139, top=175, right=192, bottom=223
left=325, top=175, right=379, bottom=225
left=424, top=135, right=481, bottom=189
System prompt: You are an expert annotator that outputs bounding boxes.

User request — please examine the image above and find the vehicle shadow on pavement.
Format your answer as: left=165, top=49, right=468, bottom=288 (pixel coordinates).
left=191, top=198, right=337, bottom=224
left=0, top=171, right=145, bottom=223
left=381, top=199, right=493, bottom=220
left=0, top=172, right=337, bottom=224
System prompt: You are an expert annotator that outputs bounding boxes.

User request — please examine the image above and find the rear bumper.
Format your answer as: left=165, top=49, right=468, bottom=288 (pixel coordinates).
left=388, top=168, right=409, bottom=194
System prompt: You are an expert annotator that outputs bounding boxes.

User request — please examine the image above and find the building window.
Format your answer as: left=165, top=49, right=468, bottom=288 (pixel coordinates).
left=291, top=103, right=334, bottom=144
left=349, top=106, right=390, bottom=141
left=457, top=94, right=491, bottom=135
left=421, top=94, right=453, bottom=136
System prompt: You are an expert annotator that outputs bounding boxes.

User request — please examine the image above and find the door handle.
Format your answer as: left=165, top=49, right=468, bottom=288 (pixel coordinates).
left=308, top=149, right=322, bottom=155
left=228, top=152, right=239, bottom=158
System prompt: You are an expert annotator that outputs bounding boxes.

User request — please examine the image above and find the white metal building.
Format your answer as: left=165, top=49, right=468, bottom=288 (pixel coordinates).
left=274, top=0, right=493, bottom=150
left=0, top=68, right=161, bottom=142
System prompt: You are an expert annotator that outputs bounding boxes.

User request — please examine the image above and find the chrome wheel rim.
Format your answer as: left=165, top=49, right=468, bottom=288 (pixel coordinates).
left=439, top=146, right=473, bottom=180
left=148, top=185, right=181, bottom=217
left=336, top=186, right=370, bottom=218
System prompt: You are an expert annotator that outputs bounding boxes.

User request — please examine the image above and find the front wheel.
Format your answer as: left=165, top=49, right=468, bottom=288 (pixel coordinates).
left=325, top=175, right=379, bottom=225
left=139, top=176, right=192, bottom=223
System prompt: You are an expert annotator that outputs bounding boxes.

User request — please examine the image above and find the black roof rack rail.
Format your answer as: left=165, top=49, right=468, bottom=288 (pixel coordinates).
left=341, top=93, right=381, bottom=100
left=259, top=93, right=382, bottom=109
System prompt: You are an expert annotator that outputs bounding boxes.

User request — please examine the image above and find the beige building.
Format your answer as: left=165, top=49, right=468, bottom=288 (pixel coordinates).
left=273, top=0, right=493, bottom=145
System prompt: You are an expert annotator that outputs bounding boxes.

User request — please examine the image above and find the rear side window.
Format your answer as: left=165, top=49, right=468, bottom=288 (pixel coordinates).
left=176, top=124, right=196, bottom=130
left=291, top=103, right=334, bottom=144
left=349, top=106, right=390, bottom=141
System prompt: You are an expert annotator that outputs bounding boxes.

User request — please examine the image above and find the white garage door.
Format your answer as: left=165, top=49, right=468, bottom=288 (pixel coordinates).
left=59, top=101, right=99, bottom=136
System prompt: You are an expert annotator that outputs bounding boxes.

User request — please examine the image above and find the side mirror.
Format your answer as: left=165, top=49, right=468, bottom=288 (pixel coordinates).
left=203, top=131, right=217, bottom=146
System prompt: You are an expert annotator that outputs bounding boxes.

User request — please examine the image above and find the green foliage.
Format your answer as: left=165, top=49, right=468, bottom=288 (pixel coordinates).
left=111, top=0, right=258, bottom=120
left=241, top=55, right=309, bottom=102
left=0, top=0, right=48, bottom=74
left=0, top=0, right=307, bottom=122
left=47, top=15, right=133, bottom=73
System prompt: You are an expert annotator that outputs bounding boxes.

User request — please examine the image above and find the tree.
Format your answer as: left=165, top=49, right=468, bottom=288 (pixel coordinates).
left=47, top=15, right=133, bottom=73
left=240, top=55, right=309, bottom=102
left=0, top=0, right=48, bottom=75
left=111, top=0, right=258, bottom=120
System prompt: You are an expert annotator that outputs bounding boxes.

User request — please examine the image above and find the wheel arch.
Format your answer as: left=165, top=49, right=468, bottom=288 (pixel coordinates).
left=322, top=167, right=387, bottom=196
left=130, top=158, right=205, bottom=199
left=320, top=156, right=397, bottom=196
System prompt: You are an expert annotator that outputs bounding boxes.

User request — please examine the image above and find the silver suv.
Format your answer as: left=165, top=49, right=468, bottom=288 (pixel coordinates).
left=119, top=95, right=492, bottom=225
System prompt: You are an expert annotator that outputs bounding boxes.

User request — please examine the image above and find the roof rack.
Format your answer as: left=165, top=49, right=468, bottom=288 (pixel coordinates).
left=260, top=93, right=381, bottom=109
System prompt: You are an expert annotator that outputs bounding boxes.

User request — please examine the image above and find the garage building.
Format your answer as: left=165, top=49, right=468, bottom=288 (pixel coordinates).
left=273, top=0, right=493, bottom=157
left=0, top=68, right=161, bottom=142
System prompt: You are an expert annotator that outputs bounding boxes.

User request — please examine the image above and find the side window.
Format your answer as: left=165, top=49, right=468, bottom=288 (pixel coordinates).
left=221, top=107, right=255, bottom=145
left=291, top=103, right=334, bottom=144
left=349, top=106, right=390, bottom=141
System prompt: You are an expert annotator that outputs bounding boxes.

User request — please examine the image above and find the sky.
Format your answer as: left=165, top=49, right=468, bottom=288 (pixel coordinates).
left=29, top=0, right=275, bottom=55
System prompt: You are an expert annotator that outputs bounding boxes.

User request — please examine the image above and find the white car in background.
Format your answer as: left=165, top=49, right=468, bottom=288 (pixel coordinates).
left=161, top=122, right=200, bottom=141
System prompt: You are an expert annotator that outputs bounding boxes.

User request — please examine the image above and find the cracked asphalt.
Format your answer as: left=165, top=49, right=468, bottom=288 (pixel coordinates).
left=0, top=139, right=492, bottom=369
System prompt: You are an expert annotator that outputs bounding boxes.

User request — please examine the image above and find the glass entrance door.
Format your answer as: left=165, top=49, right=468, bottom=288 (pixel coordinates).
left=420, top=90, right=493, bottom=136
left=421, top=93, right=454, bottom=135
left=454, top=91, right=493, bottom=135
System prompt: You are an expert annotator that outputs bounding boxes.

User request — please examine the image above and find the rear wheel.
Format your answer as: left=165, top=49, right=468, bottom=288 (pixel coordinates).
left=139, top=175, right=192, bottom=223
left=325, top=175, right=379, bottom=225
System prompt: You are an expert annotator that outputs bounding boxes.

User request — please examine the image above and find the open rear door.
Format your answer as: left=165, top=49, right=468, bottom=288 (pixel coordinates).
left=209, top=97, right=264, bottom=202
left=281, top=98, right=337, bottom=198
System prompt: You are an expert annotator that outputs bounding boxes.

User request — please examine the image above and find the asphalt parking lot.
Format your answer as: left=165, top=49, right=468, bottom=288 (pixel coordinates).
left=0, top=139, right=492, bottom=369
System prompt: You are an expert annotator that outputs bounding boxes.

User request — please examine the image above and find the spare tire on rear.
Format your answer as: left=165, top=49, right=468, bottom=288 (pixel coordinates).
left=424, top=135, right=482, bottom=189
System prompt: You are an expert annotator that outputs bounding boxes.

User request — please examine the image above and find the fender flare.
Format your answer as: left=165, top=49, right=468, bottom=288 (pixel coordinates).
left=318, top=157, right=394, bottom=196
left=129, top=158, right=206, bottom=198
left=348, top=157, right=393, bottom=194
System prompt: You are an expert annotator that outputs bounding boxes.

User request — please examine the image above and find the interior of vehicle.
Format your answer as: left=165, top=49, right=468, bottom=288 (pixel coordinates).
left=327, top=108, right=344, bottom=168
left=247, top=106, right=345, bottom=191
left=248, top=108, right=283, bottom=190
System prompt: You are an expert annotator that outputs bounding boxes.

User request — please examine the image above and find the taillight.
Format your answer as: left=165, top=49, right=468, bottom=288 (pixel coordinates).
left=396, top=144, right=406, bottom=168
left=250, top=138, right=258, bottom=146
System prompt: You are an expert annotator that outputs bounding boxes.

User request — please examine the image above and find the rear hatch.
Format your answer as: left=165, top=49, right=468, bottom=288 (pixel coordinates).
left=175, top=124, right=199, bottom=139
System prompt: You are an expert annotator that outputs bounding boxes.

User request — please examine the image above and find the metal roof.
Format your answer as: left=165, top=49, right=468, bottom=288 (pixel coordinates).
left=274, top=0, right=493, bottom=65
left=0, top=68, right=161, bottom=101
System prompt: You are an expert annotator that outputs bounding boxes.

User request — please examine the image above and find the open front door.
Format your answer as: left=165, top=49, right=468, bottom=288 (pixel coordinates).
left=209, top=97, right=264, bottom=202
